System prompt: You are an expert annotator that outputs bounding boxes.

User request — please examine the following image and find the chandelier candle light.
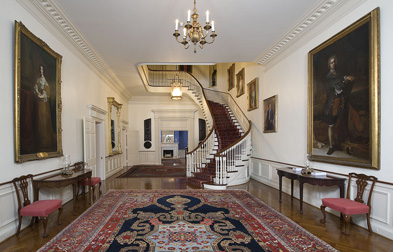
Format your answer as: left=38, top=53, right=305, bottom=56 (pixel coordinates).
left=173, top=0, right=217, bottom=53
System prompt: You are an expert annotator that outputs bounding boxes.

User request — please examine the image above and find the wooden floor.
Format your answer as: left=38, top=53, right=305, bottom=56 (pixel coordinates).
left=0, top=167, right=392, bottom=252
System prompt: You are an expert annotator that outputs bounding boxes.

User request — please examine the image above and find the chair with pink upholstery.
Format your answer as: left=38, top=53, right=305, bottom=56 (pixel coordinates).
left=73, top=162, right=102, bottom=200
left=320, top=172, right=377, bottom=235
left=12, top=174, right=62, bottom=237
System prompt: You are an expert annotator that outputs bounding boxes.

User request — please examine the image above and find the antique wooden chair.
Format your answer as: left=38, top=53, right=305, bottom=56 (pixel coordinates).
left=320, top=172, right=377, bottom=235
left=73, top=162, right=102, bottom=200
left=12, top=174, right=62, bottom=237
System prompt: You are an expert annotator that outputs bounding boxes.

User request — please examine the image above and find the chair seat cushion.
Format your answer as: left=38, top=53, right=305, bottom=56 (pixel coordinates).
left=79, top=177, right=101, bottom=186
left=20, top=199, right=62, bottom=217
left=322, top=198, right=369, bottom=215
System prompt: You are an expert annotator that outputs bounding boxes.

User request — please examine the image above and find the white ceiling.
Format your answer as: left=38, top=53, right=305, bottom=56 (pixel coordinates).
left=36, top=0, right=337, bottom=97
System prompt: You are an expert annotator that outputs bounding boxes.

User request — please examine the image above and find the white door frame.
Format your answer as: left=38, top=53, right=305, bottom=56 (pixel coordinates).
left=152, top=109, right=197, bottom=165
left=86, top=105, right=107, bottom=179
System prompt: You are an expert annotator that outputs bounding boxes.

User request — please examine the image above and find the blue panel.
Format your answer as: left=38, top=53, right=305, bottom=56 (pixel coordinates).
left=178, top=131, right=188, bottom=150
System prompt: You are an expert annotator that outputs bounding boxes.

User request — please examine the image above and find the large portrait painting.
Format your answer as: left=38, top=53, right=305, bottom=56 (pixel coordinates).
left=236, top=68, right=245, bottom=97
left=307, top=8, right=380, bottom=169
left=14, top=21, right=63, bottom=163
left=263, top=95, right=277, bottom=133
left=227, top=63, right=235, bottom=91
left=247, top=78, right=258, bottom=111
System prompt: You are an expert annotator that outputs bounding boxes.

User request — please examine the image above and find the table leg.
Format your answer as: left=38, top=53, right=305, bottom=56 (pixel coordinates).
left=72, top=183, right=77, bottom=215
left=279, top=175, right=283, bottom=203
left=88, top=176, right=92, bottom=205
left=299, top=182, right=304, bottom=214
left=291, top=179, right=294, bottom=199
left=339, top=182, right=345, bottom=198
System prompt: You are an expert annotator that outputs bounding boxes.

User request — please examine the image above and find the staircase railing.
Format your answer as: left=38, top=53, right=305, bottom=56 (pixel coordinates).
left=204, top=89, right=252, bottom=185
left=138, top=66, right=252, bottom=187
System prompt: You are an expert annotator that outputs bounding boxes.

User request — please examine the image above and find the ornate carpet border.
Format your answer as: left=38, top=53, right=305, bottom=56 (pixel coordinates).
left=38, top=189, right=338, bottom=252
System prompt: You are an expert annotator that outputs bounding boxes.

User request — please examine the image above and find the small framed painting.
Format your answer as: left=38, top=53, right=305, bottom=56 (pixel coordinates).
left=227, top=63, right=235, bottom=91
left=247, top=78, right=258, bottom=111
left=263, top=95, right=278, bottom=133
left=236, top=68, right=245, bottom=97
left=209, top=64, right=217, bottom=87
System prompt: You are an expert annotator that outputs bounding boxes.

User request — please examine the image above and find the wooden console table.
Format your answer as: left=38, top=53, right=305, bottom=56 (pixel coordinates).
left=276, top=167, right=345, bottom=213
left=34, top=169, right=92, bottom=215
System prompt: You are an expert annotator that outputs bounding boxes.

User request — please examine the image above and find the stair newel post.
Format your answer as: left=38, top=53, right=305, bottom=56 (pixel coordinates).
left=223, top=155, right=227, bottom=184
left=186, top=153, right=191, bottom=177
left=196, top=149, right=200, bottom=172
left=192, top=152, right=196, bottom=175
left=215, top=155, right=219, bottom=184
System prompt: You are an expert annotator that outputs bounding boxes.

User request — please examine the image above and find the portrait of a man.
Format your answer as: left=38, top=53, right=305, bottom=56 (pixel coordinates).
left=236, top=68, right=245, bottom=97
left=263, top=95, right=277, bottom=133
left=308, top=8, right=380, bottom=169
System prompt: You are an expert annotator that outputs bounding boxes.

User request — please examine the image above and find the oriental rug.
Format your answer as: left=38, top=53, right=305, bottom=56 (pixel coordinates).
left=118, top=159, right=185, bottom=178
left=38, top=190, right=338, bottom=252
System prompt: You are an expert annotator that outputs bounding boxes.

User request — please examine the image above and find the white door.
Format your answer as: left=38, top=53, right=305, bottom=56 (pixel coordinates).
left=83, top=117, right=97, bottom=177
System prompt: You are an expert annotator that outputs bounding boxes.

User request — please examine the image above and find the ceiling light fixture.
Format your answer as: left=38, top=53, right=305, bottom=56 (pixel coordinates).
left=173, top=0, right=217, bottom=53
left=171, top=73, right=183, bottom=100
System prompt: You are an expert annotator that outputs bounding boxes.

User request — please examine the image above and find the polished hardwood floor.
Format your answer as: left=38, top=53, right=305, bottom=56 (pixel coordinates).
left=0, top=166, right=392, bottom=251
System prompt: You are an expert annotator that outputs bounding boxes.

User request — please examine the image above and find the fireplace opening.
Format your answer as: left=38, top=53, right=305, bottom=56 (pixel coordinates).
left=163, top=149, right=174, bottom=158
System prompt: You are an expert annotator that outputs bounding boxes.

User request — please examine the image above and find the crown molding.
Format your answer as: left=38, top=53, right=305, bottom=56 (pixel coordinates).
left=257, top=0, right=354, bottom=65
left=18, top=0, right=131, bottom=100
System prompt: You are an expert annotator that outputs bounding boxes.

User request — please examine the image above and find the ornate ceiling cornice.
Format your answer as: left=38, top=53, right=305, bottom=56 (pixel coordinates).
left=257, top=0, right=346, bottom=65
left=25, top=0, right=131, bottom=99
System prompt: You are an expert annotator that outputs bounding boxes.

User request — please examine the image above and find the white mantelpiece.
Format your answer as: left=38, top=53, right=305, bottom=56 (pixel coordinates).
left=161, top=143, right=179, bottom=158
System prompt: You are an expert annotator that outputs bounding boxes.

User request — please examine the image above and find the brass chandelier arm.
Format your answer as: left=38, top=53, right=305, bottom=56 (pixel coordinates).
left=172, top=0, right=216, bottom=53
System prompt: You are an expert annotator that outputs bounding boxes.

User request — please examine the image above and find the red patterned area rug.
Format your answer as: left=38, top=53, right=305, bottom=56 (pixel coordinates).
left=118, top=159, right=185, bottom=178
left=38, top=190, right=338, bottom=252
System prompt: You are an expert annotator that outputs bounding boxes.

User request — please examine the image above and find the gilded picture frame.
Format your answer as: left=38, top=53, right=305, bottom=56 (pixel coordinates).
left=247, top=78, right=258, bottom=111
left=107, top=97, right=122, bottom=155
left=14, top=21, right=63, bottom=163
left=227, top=63, right=235, bottom=91
left=209, top=64, right=217, bottom=87
left=307, top=8, right=380, bottom=170
left=263, top=95, right=277, bottom=133
left=236, top=68, right=245, bottom=97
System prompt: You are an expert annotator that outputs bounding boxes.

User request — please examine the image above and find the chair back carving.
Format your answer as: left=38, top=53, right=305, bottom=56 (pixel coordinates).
left=346, top=173, right=377, bottom=207
left=12, top=174, right=34, bottom=209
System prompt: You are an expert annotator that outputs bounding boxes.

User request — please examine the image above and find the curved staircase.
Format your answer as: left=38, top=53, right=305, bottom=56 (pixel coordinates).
left=187, top=101, right=242, bottom=188
left=138, top=65, right=252, bottom=189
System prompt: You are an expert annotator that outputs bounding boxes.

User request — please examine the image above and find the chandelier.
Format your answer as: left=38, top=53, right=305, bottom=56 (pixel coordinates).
left=171, top=73, right=183, bottom=100
left=173, top=0, right=217, bottom=53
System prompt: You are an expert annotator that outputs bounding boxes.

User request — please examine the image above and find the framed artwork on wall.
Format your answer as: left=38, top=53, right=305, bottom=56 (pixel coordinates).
left=227, top=63, right=235, bottom=91
left=14, top=21, right=63, bottom=163
left=209, top=64, right=217, bottom=87
left=236, top=68, right=245, bottom=97
left=247, top=78, right=258, bottom=111
left=263, top=95, right=277, bottom=133
left=307, top=8, right=380, bottom=170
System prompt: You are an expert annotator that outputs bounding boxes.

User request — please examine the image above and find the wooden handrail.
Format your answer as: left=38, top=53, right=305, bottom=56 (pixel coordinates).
left=203, top=88, right=252, bottom=155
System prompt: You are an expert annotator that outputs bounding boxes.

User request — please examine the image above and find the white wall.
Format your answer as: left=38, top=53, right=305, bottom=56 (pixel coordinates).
left=0, top=0, right=128, bottom=242
left=128, top=96, right=203, bottom=165
left=213, top=0, right=393, bottom=240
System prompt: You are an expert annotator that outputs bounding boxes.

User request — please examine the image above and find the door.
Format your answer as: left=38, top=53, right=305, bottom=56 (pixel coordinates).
left=83, top=117, right=97, bottom=177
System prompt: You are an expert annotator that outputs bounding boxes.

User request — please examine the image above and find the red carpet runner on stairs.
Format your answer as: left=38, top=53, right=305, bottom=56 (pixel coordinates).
left=187, top=101, right=241, bottom=188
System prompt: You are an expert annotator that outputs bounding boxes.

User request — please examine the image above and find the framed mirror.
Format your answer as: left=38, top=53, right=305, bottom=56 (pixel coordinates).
left=107, top=97, right=122, bottom=155
left=162, top=131, right=174, bottom=143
